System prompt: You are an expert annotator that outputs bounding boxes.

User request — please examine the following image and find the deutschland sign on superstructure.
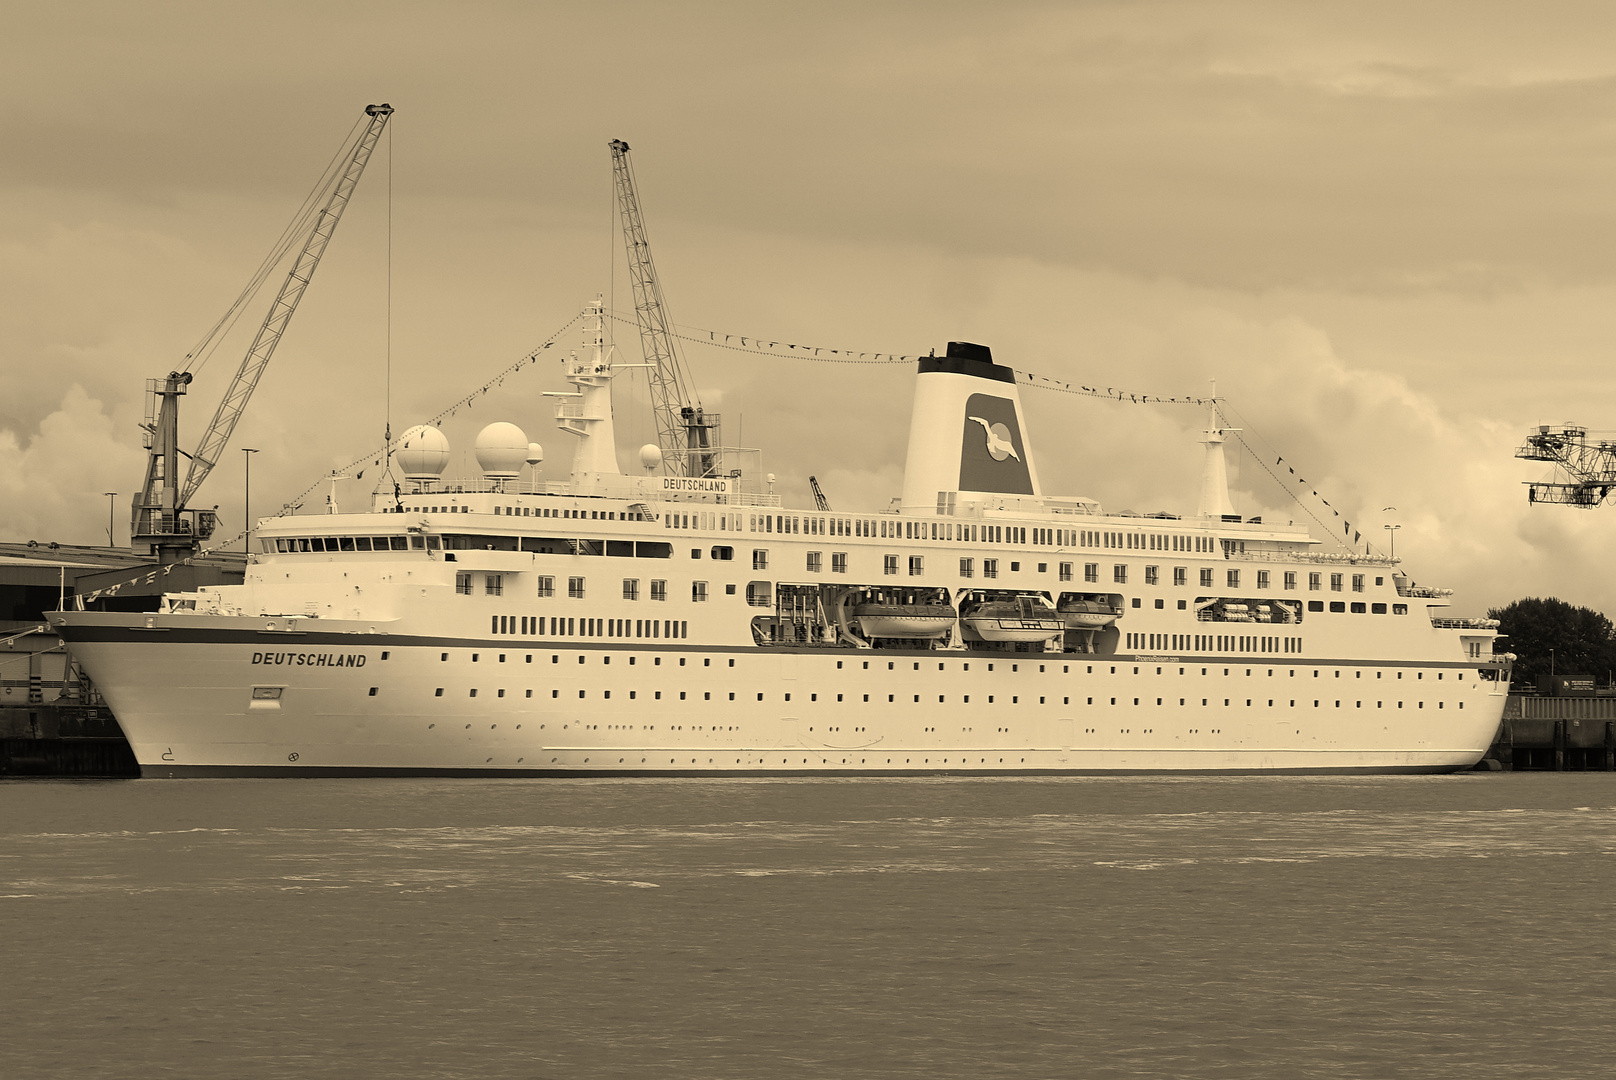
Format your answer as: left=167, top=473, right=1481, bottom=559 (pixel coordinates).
left=50, top=300, right=1513, bottom=777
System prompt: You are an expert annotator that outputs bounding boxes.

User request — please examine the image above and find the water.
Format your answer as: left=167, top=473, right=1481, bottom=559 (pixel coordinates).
left=4, top=774, right=1615, bottom=1079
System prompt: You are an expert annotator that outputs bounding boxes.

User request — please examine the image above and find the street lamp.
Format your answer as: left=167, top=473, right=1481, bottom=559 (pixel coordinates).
left=1383, top=523, right=1401, bottom=559
left=104, top=492, right=118, bottom=547
left=242, top=448, right=259, bottom=553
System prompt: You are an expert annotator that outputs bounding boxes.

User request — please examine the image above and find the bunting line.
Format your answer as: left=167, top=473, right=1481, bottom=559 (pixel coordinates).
left=625, top=311, right=1219, bottom=404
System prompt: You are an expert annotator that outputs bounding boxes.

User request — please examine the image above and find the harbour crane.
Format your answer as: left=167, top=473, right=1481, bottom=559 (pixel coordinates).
left=809, top=475, right=831, bottom=511
left=132, top=104, right=393, bottom=561
left=608, top=139, right=719, bottom=477
left=1516, top=424, right=1616, bottom=507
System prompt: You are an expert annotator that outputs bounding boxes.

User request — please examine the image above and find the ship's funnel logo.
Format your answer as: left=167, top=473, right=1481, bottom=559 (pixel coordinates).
left=958, top=393, right=1033, bottom=494
left=968, top=416, right=1020, bottom=461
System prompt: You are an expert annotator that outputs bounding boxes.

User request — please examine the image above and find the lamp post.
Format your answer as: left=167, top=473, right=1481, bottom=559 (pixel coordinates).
left=242, top=448, right=259, bottom=553
left=1383, top=523, right=1401, bottom=559
left=104, top=492, right=118, bottom=547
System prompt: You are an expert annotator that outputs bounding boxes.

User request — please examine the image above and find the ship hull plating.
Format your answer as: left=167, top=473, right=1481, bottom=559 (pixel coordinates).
left=58, top=617, right=1506, bottom=777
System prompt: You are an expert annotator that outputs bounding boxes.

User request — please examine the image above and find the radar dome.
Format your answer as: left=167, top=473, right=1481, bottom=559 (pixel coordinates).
left=475, top=422, right=529, bottom=479
left=396, top=425, right=450, bottom=480
left=526, top=443, right=544, bottom=466
left=638, top=444, right=662, bottom=472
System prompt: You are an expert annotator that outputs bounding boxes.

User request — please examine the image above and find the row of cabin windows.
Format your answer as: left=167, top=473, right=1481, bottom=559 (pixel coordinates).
left=1126, top=633, right=1304, bottom=654
left=487, top=616, right=688, bottom=639
left=1079, top=531, right=1217, bottom=554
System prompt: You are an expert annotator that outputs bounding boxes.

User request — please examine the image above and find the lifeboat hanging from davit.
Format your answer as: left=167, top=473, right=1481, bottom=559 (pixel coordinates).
left=958, top=591, right=1064, bottom=644
left=852, top=587, right=957, bottom=640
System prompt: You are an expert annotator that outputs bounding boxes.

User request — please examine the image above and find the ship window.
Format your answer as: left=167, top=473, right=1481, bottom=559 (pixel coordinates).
left=1352, top=574, right=1365, bottom=593
left=807, top=551, right=822, bottom=573
left=1084, top=563, right=1098, bottom=583
left=746, top=581, right=771, bottom=607
left=1330, top=573, right=1344, bottom=592
left=390, top=536, right=409, bottom=551
left=1351, top=602, right=1366, bottom=613
left=1145, top=565, right=1158, bottom=586
left=1113, top=564, right=1127, bottom=584
left=1173, top=567, right=1187, bottom=586
left=1309, top=572, right=1321, bottom=591
left=753, top=549, right=769, bottom=570
left=536, top=576, right=554, bottom=598
left=1308, top=600, right=1325, bottom=612
left=984, top=558, right=999, bottom=580
left=1329, top=601, right=1346, bottom=613
left=832, top=552, right=847, bottom=574
left=485, top=574, right=503, bottom=597
left=568, top=576, right=585, bottom=599
left=692, top=581, right=708, bottom=602
left=425, top=535, right=441, bottom=551
left=651, top=579, right=667, bottom=601
left=960, top=557, right=974, bottom=578
left=711, top=546, right=733, bottom=561
left=1393, top=603, right=1408, bottom=615
left=340, top=537, right=356, bottom=552
left=884, top=554, right=899, bottom=576
left=455, top=572, right=473, bottom=595
left=1200, top=568, right=1213, bottom=587
left=1284, top=571, right=1297, bottom=590
left=623, top=579, right=639, bottom=601
left=1059, top=562, right=1072, bottom=582
left=1226, top=569, right=1239, bottom=589
left=1256, top=570, right=1269, bottom=589
left=908, top=556, right=924, bottom=576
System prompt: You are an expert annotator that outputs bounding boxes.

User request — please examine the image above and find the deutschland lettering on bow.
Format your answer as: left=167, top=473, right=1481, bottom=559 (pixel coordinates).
left=251, top=651, right=368, bottom=668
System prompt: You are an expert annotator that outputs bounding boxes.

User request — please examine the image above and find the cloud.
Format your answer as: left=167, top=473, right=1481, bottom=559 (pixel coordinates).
left=0, top=385, right=145, bottom=545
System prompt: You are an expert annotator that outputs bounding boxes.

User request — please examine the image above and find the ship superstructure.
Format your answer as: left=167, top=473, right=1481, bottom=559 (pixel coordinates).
left=51, top=312, right=1511, bottom=776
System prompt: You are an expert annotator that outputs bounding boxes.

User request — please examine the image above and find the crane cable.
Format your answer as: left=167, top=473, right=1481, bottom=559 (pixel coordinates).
left=182, top=115, right=367, bottom=378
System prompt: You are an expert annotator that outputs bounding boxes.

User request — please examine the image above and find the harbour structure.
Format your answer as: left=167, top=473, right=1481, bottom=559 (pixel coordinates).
left=50, top=306, right=1513, bottom=775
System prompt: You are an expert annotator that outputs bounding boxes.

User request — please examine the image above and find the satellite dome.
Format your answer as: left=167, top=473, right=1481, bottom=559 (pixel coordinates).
left=475, top=422, right=529, bottom=480
left=396, top=424, right=450, bottom=480
left=526, top=443, right=544, bottom=466
left=638, top=444, right=662, bottom=473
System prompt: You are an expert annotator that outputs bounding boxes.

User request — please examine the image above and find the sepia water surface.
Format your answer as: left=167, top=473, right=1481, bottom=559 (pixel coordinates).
left=4, top=773, right=1615, bottom=1079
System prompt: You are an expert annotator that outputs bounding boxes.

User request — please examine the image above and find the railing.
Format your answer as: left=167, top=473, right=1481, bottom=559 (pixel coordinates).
left=1399, top=586, right=1454, bottom=598
left=1431, top=617, right=1498, bottom=630
left=1228, top=550, right=1397, bottom=566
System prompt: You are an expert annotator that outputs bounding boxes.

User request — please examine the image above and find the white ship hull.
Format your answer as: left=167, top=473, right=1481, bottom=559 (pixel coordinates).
left=55, top=612, right=1507, bottom=776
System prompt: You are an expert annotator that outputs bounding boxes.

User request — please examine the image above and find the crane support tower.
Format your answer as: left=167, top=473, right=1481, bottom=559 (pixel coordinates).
left=1516, top=424, right=1616, bottom=507
left=608, top=138, right=719, bottom=477
left=132, top=104, right=393, bottom=561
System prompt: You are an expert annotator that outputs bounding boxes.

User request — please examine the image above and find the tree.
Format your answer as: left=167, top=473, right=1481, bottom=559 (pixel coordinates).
left=1486, top=597, right=1616, bottom=689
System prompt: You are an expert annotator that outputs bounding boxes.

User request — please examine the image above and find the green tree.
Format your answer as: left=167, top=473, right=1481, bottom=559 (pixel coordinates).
left=1486, top=597, right=1616, bottom=689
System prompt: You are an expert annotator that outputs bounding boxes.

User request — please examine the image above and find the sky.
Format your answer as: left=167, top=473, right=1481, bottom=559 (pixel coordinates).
left=4, top=0, right=1616, bottom=619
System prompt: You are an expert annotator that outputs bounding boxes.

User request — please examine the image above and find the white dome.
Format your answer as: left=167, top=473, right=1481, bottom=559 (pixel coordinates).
left=396, top=425, right=450, bottom=480
left=526, top=442, right=544, bottom=466
left=638, top=444, right=662, bottom=472
left=475, top=422, right=529, bottom=479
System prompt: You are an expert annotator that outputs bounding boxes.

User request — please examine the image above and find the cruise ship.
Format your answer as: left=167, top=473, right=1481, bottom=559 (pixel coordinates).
left=50, top=304, right=1511, bottom=776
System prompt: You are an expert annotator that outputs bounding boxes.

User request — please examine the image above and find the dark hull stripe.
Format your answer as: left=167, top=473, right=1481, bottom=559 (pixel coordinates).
left=141, top=763, right=1473, bottom=779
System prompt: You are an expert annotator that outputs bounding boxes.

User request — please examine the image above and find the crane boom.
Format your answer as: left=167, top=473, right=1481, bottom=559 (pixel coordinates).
left=179, top=104, right=393, bottom=506
left=608, top=139, right=719, bottom=476
left=809, top=475, right=831, bottom=511
left=1516, top=424, right=1616, bottom=507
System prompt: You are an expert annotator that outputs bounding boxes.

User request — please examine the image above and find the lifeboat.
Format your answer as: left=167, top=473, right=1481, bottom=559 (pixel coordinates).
left=961, top=595, right=1064, bottom=642
left=853, top=602, right=957, bottom=639
left=1057, top=594, right=1120, bottom=630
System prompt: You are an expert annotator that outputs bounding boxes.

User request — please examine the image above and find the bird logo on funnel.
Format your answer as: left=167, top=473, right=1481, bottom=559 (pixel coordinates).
left=967, top=416, right=1020, bottom=461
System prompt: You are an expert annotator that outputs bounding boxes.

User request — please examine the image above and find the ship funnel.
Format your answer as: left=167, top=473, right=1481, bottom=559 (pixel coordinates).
left=899, top=341, right=1041, bottom=510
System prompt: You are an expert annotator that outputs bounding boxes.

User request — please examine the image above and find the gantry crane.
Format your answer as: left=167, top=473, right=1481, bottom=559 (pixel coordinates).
left=132, top=104, right=392, bottom=560
left=1516, top=424, right=1616, bottom=507
left=608, top=139, right=719, bottom=477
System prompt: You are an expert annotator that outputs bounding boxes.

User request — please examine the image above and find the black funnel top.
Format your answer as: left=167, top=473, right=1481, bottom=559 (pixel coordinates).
left=918, top=340, right=1013, bottom=383
left=946, top=341, right=993, bottom=363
